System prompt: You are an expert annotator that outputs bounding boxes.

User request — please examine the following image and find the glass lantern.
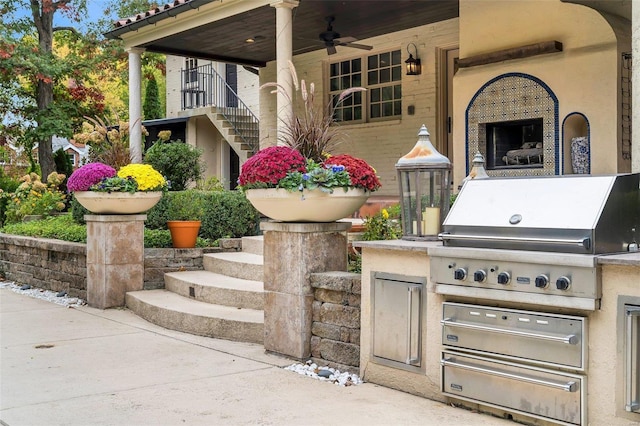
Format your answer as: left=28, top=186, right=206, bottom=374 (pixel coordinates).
left=396, top=125, right=451, bottom=240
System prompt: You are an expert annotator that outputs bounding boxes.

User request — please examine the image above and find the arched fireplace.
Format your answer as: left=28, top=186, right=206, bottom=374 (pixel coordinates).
left=465, top=73, right=559, bottom=176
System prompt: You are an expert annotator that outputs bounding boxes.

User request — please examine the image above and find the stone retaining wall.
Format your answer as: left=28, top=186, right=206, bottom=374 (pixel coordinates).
left=0, top=234, right=242, bottom=298
left=0, top=234, right=87, bottom=299
left=309, top=271, right=362, bottom=374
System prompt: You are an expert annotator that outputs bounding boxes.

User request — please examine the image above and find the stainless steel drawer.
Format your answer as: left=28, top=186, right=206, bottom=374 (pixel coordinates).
left=442, top=350, right=585, bottom=425
left=442, top=302, right=587, bottom=370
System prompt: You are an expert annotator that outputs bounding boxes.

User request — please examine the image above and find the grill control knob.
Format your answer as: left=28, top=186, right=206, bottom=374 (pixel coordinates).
left=497, top=272, right=511, bottom=285
left=453, top=268, right=467, bottom=281
left=556, top=276, right=571, bottom=291
left=535, top=274, right=549, bottom=288
left=473, top=270, right=487, bottom=283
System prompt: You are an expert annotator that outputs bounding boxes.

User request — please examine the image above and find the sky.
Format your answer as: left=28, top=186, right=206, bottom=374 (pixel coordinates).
left=12, top=1, right=123, bottom=33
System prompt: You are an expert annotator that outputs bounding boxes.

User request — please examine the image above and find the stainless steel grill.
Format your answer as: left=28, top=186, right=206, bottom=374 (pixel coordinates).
left=431, top=173, right=640, bottom=426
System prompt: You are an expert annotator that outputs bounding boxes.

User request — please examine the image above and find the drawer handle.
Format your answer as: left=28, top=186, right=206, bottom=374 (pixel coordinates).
left=441, top=318, right=579, bottom=345
left=441, top=358, right=577, bottom=392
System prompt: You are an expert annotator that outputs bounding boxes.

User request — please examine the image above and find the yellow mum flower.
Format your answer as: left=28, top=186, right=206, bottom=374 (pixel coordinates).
left=382, top=209, right=389, bottom=220
left=117, top=164, right=166, bottom=191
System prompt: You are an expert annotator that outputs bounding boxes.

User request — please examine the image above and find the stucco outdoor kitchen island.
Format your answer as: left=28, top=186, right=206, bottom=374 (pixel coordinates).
left=355, top=239, right=640, bottom=426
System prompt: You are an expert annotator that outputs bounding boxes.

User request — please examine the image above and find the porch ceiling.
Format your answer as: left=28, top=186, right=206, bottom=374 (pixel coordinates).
left=108, top=0, right=460, bottom=67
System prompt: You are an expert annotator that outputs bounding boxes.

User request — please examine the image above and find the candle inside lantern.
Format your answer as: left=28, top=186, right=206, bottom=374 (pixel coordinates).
left=422, top=207, right=440, bottom=235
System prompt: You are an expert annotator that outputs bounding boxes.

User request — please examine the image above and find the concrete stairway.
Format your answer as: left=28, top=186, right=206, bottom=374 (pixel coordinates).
left=125, top=236, right=264, bottom=344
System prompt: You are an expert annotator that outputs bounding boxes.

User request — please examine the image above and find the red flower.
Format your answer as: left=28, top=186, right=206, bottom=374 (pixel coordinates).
left=238, top=146, right=306, bottom=187
left=327, top=154, right=381, bottom=192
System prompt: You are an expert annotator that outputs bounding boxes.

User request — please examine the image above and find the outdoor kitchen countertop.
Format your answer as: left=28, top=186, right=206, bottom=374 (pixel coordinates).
left=596, top=251, right=640, bottom=266
left=355, top=240, right=640, bottom=267
left=353, top=239, right=440, bottom=252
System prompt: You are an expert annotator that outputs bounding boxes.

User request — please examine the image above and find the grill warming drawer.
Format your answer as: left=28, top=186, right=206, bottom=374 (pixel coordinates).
left=442, top=302, right=587, bottom=370
left=442, top=350, right=585, bottom=425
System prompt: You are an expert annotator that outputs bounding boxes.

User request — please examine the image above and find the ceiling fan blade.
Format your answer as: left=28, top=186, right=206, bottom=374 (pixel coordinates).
left=327, top=45, right=337, bottom=55
left=334, top=36, right=357, bottom=43
left=343, top=43, right=373, bottom=51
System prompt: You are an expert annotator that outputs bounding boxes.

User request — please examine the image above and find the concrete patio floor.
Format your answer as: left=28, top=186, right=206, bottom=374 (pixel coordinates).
left=0, top=288, right=511, bottom=426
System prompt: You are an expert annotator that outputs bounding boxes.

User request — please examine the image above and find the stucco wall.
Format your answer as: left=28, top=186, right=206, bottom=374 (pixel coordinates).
left=260, top=19, right=460, bottom=197
left=454, top=0, right=630, bottom=186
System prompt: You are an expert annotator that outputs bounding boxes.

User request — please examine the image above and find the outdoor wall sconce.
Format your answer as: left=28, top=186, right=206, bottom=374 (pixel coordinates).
left=405, top=43, right=422, bottom=76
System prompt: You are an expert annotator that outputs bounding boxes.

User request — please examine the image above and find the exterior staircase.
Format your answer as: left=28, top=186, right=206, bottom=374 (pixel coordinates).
left=178, top=62, right=259, bottom=163
left=125, top=236, right=265, bottom=344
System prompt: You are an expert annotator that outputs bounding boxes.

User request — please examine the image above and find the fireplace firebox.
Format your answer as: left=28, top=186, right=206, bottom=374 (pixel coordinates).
left=485, top=118, right=544, bottom=169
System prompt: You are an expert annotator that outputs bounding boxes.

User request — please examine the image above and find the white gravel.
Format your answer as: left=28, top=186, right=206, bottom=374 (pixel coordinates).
left=0, top=280, right=86, bottom=308
left=284, top=360, right=363, bottom=386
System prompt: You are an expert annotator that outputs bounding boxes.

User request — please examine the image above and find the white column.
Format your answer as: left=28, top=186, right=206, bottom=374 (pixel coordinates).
left=632, top=0, right=640, bottom=173
left=127, top=47, right=145, bottom=163
left=271, top=0, right=299, bottom=144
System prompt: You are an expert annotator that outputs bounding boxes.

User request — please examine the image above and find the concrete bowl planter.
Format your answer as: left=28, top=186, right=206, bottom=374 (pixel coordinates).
left=73, top=191, right=163, bottom=214
left=245, top=188, right=370, bottom=222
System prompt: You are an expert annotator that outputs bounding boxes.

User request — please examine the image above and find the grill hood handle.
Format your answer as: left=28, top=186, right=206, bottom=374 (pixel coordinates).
left=438, top=232, right=591, bottom=250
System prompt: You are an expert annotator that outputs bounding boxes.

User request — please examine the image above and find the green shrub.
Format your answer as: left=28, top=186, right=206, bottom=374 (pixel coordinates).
left=362, top=205, right=401, bottom=241
left=144, top=229, right=173, bottom=248
left=166, top=190, right=206, bottom=221
left=3, top=172, right=67, bottom=224
left=70, top=196, right=91, bottom=224
left=1, top=214, right=86, bottom=242
left=0, top=174, right=20, bottom=226
left=144, top=141, right=204, bottom=191
left=146, top=190, right=259, bottom=240
left=200, top=191, right=260, bottom=240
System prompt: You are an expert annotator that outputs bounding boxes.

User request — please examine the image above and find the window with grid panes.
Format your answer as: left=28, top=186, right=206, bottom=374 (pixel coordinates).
left=329, top=49, right=402, bottom=123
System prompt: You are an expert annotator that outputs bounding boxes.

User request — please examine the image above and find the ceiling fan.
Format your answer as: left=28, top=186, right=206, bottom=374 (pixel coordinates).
left=318, top=16, right=373, bottom=55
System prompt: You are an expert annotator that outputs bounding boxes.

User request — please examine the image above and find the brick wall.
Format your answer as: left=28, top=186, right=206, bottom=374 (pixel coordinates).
left=310, top=271, right=362, bottom=374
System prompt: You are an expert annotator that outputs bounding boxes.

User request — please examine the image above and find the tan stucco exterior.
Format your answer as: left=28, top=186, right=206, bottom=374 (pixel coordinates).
left=259, top=18, right=459, bottom=197
left=357, top=240, right=640, bottom=426
left=453, top=0, right=631, bottom=186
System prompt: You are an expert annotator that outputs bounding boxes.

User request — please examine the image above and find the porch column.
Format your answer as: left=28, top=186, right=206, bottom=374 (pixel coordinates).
left=127, top=47, right=145, bottom=163
left=271, top=0, right=299, bottom=144
left=633, top=0, right=639, bottom=173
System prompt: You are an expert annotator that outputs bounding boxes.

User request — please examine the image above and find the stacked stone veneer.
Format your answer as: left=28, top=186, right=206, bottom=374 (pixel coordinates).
left=0, top=234, right=87, bottom=298
left=0, top=234, right=241, bottom=299
left=310, top=271, right=362, bottom=374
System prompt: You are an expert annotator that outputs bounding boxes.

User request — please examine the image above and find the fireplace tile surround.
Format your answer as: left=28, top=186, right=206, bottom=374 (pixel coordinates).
left=465, top=73, right=559, bottom=176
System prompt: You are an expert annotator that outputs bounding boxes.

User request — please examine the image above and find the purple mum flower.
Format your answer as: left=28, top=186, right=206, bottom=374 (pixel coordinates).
left=67, top=163, right=117, bottom=192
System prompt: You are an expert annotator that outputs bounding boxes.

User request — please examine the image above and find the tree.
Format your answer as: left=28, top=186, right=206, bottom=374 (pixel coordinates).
left=0, top=0, right=95, bottom=179
left=0, top=0, right=164, bottom=178
left=143, top=75, right=163, bottom=120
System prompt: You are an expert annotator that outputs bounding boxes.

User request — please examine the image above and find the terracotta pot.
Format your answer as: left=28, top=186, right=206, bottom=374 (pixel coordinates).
left=245, top=188, right=370, bottom=222
left=73, top=191, right=162, bottom=214
left=167, top=220, right=201, bottom=248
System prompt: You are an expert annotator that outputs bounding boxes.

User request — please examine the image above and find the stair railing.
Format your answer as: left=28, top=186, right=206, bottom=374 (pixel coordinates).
left=181, top=63, right=259, bottom=154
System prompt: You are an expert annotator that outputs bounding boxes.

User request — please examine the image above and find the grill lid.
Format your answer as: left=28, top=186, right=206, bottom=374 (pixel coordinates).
left=441, top=174, right=640, bottom=254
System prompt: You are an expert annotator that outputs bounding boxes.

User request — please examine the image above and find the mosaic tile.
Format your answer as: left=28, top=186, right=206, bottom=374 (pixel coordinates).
left=465, top=73, right=558, bottom=177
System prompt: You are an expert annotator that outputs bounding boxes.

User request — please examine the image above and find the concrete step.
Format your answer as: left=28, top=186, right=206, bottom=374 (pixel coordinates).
left=203, top=252, right=263, bottom=281
left=126, top=289, right=263, bottom=344
left=241, top=236, right=263, bottom=256
left=164, top=270, right=264, bottom=310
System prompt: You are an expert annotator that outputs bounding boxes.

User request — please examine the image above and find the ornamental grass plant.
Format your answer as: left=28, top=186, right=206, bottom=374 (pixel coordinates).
left=239, top=61, right=381, bottom=194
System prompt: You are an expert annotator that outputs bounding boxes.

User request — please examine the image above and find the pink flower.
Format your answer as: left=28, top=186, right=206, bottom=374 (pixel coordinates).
left=238, top=146, right=306, bottom=187
left=326, top=154, right=381, bottom=192
left=67, top=162, right=117, bottom=192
